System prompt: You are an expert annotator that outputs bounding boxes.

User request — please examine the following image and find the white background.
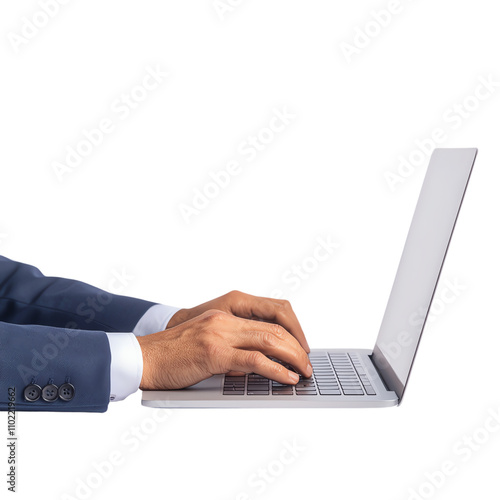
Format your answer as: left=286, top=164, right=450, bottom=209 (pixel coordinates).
left=1, top=1, right=499, bottom=499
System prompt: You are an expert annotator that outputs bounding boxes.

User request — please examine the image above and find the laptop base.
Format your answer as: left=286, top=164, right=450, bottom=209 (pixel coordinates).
left=141, top=349, right=399, bottom=409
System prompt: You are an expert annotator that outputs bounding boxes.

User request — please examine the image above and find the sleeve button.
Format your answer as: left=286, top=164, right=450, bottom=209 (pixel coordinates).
left=24, top=384, right=42, bottom=402
left=41, top=384, right=59, bottom=402
left=58, top=383, right=75, bottom=401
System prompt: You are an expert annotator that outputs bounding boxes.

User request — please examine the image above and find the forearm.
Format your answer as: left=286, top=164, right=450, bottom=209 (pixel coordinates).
left=0, top=255, right=156, bottom=332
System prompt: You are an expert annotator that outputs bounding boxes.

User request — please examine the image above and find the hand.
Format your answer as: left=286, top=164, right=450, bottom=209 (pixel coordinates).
left=167, top=290, right=310, bottom=353
left=137, top=308, right=313, bottom=391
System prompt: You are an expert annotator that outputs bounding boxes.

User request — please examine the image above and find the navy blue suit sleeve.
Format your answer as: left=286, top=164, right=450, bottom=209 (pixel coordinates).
left=0, top=255, right=156, bottom=331
left=0, top=322, right=111, bottom=412
left=0, top=255, right=159, bottom=412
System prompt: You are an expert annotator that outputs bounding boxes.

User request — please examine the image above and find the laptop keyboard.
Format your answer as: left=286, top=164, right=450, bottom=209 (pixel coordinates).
left=223, top=352, right=377, bottom=396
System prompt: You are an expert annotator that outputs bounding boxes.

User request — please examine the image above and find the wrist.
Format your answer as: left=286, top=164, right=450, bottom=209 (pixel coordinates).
left=136, top=335, right=153, bottom=390
left=167, top=307, right=191, bottom=328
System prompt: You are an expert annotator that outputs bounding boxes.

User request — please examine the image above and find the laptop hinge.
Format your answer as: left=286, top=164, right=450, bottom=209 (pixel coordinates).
left=371, top=346, right=404, bottom=403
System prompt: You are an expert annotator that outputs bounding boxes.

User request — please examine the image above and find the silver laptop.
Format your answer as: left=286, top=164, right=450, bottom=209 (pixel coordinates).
left=142, top=148, right=477, bottom=409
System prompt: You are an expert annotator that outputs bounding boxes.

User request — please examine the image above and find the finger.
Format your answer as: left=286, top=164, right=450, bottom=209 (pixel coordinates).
left=228, top=349, right=301, bottom=385
left=231, top=318, right=312, bottom=378
left=271, top=300, right=310, bottom=353
left=228, top=293, right=310, bottom=353
left=226, top=370, right=246, bottom=376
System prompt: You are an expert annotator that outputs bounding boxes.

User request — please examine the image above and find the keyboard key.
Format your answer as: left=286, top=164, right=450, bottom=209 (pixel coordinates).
left=247, top=385, right=268, bottom=391
left=222, top=354, right=370, bottom=398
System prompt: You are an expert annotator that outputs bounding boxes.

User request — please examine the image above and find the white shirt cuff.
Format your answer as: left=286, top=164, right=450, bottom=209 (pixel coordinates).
left=133, top=303, right=181, bottom=336
left=106, top=304, right=181, bottom=401
left=105, top=332, right=143, bottom=402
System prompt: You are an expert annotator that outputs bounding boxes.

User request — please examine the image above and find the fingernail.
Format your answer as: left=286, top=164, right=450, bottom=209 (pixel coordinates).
left=289, top=372, right=299, bottom=383
left=306, top=363, right=313, bottom=377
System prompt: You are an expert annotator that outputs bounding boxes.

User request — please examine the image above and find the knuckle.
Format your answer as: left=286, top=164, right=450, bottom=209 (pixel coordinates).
left=260, top=332, right=277, bottom=347
left=245, top=350, right=265, bottom=370
left=197, top=316, right=224, bottom=343
left=201, top=309, right=226, bottom=323
left=269, top=323, right=286, bottom=339
left=280, top=299, right=292, bottom=310
left=269, top=361, right=285, bottom=378
left=227, top=290, right=243, bottom=300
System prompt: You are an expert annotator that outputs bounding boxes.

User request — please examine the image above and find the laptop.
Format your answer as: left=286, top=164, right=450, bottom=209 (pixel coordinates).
left=142, top=148, right=478, bottom=409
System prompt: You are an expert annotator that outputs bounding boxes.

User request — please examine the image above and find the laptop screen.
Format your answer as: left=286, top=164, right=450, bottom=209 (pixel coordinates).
left=372, top=148, right=477, bottom=401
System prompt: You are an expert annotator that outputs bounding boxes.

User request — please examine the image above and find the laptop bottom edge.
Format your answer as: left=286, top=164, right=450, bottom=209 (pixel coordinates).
left=141, top=348, right=399, bottom=409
